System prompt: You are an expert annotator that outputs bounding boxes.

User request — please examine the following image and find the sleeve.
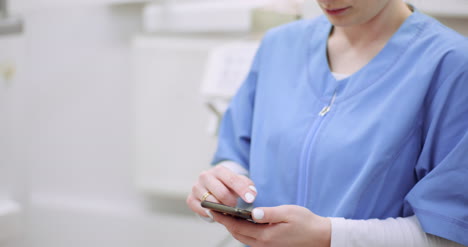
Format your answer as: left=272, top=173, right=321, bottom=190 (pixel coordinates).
left=210, top=43, right=264, bottom=171
left=330, top=216, right=465, bottom=247
left=404, top=68, right=468, bottom=246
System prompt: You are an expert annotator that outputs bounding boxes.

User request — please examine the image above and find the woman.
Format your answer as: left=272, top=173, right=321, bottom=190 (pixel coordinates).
left=186, top=0, right=468, bottom=246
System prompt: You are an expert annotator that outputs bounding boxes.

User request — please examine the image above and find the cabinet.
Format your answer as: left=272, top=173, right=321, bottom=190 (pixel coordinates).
left=131, top=35, right=234, bottom=199
left=0, top=34, right=27, bottom=245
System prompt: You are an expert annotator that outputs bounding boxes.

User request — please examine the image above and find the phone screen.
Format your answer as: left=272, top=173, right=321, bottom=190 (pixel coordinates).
left=201, top=201, right=253, bottom=222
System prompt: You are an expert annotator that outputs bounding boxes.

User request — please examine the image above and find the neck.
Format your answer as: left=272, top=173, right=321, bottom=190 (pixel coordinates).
left=331, top=2, right=412, bottom=47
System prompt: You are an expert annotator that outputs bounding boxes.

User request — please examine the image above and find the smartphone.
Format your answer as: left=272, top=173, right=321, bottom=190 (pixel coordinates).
left=201, top=201, right=254, bottom=222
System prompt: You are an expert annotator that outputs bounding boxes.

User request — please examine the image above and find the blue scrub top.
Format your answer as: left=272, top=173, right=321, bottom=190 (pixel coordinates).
left=213, top=11, right=468, bottom=245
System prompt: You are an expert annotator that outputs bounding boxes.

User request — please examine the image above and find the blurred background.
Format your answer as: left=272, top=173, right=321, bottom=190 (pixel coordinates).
left=0, top=0, right=467, bottom=246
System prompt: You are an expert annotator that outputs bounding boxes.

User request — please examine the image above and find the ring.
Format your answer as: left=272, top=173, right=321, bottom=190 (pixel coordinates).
left=201, top=191, right=212, bottom=201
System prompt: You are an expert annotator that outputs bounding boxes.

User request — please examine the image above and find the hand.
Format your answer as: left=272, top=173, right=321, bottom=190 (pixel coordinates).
left=213, top=205, right=331, bottom=247
left=186, top=165, right=257, bottom=221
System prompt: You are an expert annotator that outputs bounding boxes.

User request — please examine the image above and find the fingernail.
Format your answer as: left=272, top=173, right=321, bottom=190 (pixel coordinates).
left=249, top=185, right=257, bottom=192
left=252, top=208, right=264, bottom=220
left=245, top=192, right=255, bottom=203
left=205, top=209, right=214, bottom=220
left=199, top=214, right=214, bottom=223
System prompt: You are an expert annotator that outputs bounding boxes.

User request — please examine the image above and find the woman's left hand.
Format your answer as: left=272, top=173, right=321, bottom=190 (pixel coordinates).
left=212, top=205, right=331, bottom=247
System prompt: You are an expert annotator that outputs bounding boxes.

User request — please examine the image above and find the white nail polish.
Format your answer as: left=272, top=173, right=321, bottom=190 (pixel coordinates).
left=205, top=209, right=214, bottom=220
left=199, top=214, right=214, bottom=223
left=245, top=192, right=255, bottom=203
left=252, top=208, right=264, bottom=220
left=249, top=185, right=257, bottom=192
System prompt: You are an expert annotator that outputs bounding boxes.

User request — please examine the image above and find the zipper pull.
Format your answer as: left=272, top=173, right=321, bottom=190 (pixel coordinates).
left=319, top=106, right=331, bottom=116
left=318, top=91, right=337, bottom=117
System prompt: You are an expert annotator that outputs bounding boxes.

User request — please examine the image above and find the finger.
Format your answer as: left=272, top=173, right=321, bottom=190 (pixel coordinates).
left=212, top=166, right=257, bottom=203
left=212, top=211, right=267, bottom=237
left=186, top=194, right=215, bottom=220
left=192, top=183, right=221, bottom=203
left=197, top=210, right=215, bottom=223
left=230, top=231, right=257, bottom=246
left=252, top=205, right=295, bottom=224
left=197, top=173, right=238, bottom=206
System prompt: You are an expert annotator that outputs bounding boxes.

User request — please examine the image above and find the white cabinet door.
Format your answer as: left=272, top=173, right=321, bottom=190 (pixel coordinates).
left=132, top=35, right=233, bottom=199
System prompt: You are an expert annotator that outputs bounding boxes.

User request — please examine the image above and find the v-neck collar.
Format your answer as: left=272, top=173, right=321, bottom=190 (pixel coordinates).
left=307, top=11, right=427, bottom=102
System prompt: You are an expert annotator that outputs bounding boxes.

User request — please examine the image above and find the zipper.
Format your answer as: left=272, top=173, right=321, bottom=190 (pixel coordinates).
left=296, top=91, right=337, bottom=206
left=318, top=91, right=337, bottom=116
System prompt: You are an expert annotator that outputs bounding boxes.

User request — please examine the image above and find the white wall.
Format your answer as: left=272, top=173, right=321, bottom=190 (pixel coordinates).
left=23, top=4, right=142, bottom=206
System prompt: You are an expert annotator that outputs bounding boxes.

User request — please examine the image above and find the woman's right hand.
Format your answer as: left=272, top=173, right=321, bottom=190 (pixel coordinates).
left=186, top=165, right=257, bottom=221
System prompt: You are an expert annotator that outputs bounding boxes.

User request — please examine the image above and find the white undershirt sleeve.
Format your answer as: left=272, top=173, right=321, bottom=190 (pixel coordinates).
left=330, top=216, right=465, bottom=247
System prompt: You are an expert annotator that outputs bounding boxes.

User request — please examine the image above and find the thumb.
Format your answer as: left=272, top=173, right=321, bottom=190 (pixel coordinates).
left=251, top=205, right=293, bottom=224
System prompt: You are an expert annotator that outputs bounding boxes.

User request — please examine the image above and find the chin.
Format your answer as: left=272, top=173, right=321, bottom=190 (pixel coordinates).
left=324, top=17, right=354, bottom=27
